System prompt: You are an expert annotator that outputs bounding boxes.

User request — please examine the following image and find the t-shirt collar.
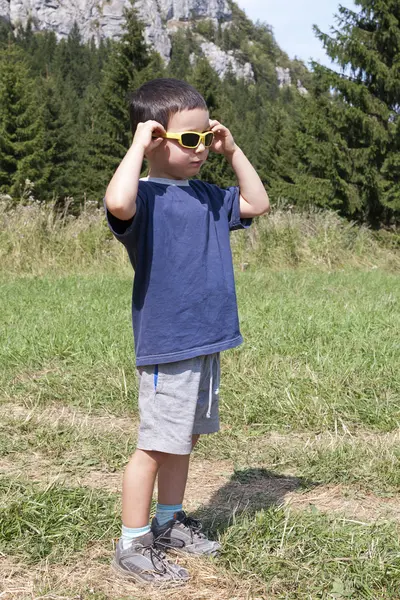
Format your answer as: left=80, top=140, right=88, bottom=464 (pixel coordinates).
left=140, top=176, right=190, bottom=187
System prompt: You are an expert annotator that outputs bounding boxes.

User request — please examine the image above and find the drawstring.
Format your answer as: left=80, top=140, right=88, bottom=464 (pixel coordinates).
left=207, top=355, right=215, bottom=419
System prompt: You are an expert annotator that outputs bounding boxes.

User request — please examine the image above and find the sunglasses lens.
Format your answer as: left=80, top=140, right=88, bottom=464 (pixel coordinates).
left=204, top=132, right=214, bottom=147
left=181, top=133, right=200, bottom=148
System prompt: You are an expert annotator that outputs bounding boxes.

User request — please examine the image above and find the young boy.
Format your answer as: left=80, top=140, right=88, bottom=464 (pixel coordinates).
left=104, top=78, right=269, bottom=585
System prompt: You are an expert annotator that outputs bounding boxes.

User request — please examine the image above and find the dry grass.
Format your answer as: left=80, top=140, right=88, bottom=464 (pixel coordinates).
left=286, top=484, right=400, bottom=523
left=2, top=401, right=400, bottom=527
left=1, top=198, right=399, bottom=276
left=0, top=402, right=133, bottom=434
left=0, top=547, right=268, bottom=600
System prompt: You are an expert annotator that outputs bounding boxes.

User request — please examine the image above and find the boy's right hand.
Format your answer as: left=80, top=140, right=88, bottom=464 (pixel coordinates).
left=133, top=120, right=166, bottom=153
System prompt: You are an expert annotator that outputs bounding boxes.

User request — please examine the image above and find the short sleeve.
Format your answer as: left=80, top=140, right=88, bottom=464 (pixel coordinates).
left=221, top=186, right=252, bottom=231
left=103, top=187, right=145, bottom=246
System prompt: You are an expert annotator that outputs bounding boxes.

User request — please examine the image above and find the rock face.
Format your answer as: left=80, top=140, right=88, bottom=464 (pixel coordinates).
left=1, top=1, right=228, bottom=58
left=276, top=66, right=308, bottom=95
left=0, top=0, right=254, bottom=79
left=0, top=1, right=305, bottom=89
left=276, top=66, right=291, bottom=88
left=191, top=40, right=254, bottom=81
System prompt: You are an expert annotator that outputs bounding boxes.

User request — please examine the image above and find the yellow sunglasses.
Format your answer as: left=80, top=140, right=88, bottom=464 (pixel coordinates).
left=161, top=131, right=214, bottom=149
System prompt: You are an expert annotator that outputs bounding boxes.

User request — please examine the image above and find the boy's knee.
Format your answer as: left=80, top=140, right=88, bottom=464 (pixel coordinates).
left=135, top=448, right=187, bottom=466
left=143, top=449, right=171, bottom=465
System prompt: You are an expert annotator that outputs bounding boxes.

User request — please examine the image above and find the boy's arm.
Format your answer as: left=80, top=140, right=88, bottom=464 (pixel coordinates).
left=209, top=120, right=270, bottom=218
left=105, top=120, right=166, bottom=221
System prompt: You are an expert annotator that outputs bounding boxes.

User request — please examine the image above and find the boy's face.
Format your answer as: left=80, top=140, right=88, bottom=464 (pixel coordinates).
left=147, top=108, right=210, bottom=180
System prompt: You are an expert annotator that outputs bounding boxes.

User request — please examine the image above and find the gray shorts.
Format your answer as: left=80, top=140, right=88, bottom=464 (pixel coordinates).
left=136, top=353, right=220, bottom=455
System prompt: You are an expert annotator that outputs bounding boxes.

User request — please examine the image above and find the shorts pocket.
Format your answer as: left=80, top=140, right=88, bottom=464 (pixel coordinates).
left=154, top=365, right=159, bottom=391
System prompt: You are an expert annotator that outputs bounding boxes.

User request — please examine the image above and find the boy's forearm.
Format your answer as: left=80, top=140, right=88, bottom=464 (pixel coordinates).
left=105, top=143, right=145, bottom=220
left=226, top=147, right=270, bottom=216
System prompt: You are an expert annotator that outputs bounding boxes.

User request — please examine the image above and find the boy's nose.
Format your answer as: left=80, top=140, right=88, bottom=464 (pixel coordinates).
left=195, top=142, right=206, bottom=153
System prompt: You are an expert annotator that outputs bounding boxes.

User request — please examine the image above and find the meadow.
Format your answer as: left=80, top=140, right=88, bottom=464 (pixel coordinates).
left=1, top=199, right=400, bottom=599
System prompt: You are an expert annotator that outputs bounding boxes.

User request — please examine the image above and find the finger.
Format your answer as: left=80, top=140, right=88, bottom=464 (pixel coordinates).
left=211, top=124, right=228, bottom=134
left=150, top=121, right=166, bottom=134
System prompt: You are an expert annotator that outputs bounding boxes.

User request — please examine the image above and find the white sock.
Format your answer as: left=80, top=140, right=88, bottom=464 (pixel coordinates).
left=121, top=524, right=151, bottom=550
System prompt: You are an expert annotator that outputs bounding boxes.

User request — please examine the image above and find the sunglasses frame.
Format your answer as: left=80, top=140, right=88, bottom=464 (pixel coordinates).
left=161, top=131, right=214, bottom=149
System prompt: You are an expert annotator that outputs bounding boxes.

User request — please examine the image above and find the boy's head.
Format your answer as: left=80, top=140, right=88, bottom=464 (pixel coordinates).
left=129, top=78, right=211, bottom=179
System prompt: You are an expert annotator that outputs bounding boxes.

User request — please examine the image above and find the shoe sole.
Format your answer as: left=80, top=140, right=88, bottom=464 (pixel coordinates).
left=111, top=560, right=188, bottom=587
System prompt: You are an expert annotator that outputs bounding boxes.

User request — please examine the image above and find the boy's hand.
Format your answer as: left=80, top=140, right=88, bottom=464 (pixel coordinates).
left=133, top=120, right=166, bottom=153
left=209, top=119, right=237, bottom=157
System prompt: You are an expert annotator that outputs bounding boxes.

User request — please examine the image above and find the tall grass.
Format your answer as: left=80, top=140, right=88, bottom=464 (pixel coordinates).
left=1, top=197, right=398, bottom=275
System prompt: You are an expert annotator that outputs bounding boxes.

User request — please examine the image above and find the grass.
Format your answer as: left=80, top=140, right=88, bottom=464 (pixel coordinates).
left=1, top=201, right=400, bottom=598
left=0, top=478, right=119, bottom=563
left=220, top=508, right=400, bottom=598
left=2, top=270, right=399, bottom=431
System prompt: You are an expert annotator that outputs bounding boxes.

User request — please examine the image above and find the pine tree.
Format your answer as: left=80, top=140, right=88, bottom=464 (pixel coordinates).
left=52, top=23, right=92, bottom=99
left=189, top=57, right=221, bottom=114
left=78, top=1, right=151, bottom=200
left=41, top=74, right=79, bottom=201
left=0, top=44, right=46, bottom=199
left=281, top=0, right=400, bottom=224
left=167, top=30, right=193, bottom=80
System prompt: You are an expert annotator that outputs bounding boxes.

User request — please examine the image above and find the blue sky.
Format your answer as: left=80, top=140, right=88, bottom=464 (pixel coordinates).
left=236, top=0, right=357, bottom=68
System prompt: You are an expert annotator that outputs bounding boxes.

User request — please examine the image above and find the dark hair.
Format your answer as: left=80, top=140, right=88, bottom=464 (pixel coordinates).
left=129, top=78, right=208, bottom=136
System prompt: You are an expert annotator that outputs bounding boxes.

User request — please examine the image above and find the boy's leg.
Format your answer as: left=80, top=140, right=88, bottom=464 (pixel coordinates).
left=152, top=356, right=220, bottom=555
left=122, top=448, right=164, bottom=527
left=114, top=448, right=190, bottom=585
left=192, top=433, right=200, bottom=448
left=156, top=437, right=198, bottom=506
left=157, top=452, right=191, bottom=506
left=112, top=361, right=194, bottom=585
left=155, top=436, right=200, bottom=524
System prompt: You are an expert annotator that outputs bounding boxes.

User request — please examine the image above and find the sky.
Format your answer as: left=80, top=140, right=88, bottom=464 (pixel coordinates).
left=236, top=0, right=357, bottom=68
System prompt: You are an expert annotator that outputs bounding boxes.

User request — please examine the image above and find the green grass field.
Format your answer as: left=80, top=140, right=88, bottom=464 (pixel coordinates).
left=1, top=204, right=400, bottom=599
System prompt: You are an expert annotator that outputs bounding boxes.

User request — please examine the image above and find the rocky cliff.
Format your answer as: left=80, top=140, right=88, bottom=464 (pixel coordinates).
left=0, top=0, right=256, bottom=79
left=0, top=0, right=308, bottom=89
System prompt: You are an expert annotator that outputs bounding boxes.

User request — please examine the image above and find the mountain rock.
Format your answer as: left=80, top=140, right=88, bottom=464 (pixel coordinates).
left=0, top=1, right=304, bottom=89
left=276, top=66, right=291, bottom=88
left=191, top=40, right=254, bottom=81
left=1, top=0, right=230, bottom=60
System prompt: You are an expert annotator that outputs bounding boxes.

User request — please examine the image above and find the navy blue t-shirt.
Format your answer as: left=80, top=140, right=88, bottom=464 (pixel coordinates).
left=105, top=177, right=251, bottom=366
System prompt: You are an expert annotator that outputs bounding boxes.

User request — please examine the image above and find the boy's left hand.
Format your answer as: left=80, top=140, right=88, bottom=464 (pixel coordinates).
left=209, top=119, right=237, bottom=157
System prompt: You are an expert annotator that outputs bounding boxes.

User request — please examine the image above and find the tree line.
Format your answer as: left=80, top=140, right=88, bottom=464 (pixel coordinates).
left=0, top=0, right=398, bottom=226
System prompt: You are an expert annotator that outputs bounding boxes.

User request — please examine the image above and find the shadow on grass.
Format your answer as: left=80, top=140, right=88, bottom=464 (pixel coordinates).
left=193, top=467, right=314, bottom=536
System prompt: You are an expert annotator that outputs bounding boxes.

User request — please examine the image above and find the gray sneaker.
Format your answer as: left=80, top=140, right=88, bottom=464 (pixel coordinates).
left=152, top=511, right=221, bottom=556
left=112, top=530, right=190, bottom=586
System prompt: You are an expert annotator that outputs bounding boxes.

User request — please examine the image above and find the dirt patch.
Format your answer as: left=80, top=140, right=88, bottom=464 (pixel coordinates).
left=0, top=546, right=268, bottom=600
left=3, top=401, right=400, bottom=447
left=0, top=452, right=231, bottom=506
left=3, top=401, right=400, bottom=529
left=0, top=402, right=133, bottom=433
left=2, top=450, right=400, bottom=526
left=286, top=484, right=400, bottom=522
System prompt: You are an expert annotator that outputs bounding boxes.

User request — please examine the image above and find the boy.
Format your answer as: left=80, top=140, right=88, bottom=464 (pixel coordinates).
left=105, top=78, right=269, bottom=585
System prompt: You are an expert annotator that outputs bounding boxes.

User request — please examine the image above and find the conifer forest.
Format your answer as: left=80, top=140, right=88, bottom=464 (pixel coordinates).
left=0, top=0, right=399, bottom=227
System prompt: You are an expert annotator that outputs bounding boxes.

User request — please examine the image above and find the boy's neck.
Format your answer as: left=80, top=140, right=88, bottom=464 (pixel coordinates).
left=148, top=167, right=188, bottom=181
left=141, top=175, right=190, bottom=186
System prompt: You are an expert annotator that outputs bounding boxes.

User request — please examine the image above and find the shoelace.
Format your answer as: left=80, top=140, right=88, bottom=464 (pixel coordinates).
left=180, top=515, right=207, bottom=541
left=154, top=531, right=185, bottom=550
left=154, top=515, right=206, bottom=550
left=141, top=542, right=171, bottom=573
